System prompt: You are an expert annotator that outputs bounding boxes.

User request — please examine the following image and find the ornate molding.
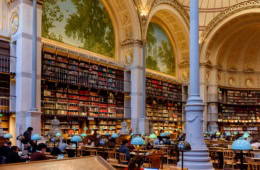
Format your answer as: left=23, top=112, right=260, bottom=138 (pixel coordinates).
left=121, top=37, right=143, bottom=47
left=200, top=0, right=260, bottom=45
left=152, top=0, right=190, bottom=27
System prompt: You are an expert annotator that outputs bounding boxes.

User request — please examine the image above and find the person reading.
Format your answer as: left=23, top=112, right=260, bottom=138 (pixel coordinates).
left=30, top=143, right=47, bottom=161
left=119, top=140, right=130, bottom=162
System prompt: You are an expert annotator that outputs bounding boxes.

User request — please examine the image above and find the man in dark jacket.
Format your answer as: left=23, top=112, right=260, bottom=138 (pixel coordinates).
left=119, top=140, right=130, bottom=162
left=6, top=146, right=27, bottom=163
left=23, top=127, right=33, bottom=144
left=0, top=141, right=11, bottom=158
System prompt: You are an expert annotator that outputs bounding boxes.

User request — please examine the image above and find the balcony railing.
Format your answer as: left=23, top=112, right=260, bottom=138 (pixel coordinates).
left=0, top=95, right=16, bottom=113
left=0, top=54, right=16, bottom=74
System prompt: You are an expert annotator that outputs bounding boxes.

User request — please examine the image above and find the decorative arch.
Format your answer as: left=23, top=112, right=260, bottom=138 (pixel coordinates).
left=200, top=0, right=260, bottom=64
left=200, top=1, right=260, bottom=88
left=144, top=2, right=190, bottom=81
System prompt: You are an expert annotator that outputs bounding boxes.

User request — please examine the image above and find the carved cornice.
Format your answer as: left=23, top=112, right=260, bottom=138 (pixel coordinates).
left=7, top=0, right=44, bottom=6
left=200, top=0, right=260, bottom=45
left=152, top=0, right=190, bottom=27
left=121, top=37, right=143, bottom=47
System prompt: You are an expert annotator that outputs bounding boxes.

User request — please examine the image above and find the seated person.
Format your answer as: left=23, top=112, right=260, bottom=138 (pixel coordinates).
left=58, top=139, right=68, bottom=153
left=0, top=141, right=12, bottom=158
left=119, top=140, right=130, bottom=162
left=153, top=138, right=159, bottom=146
left=108, top=137, right=116, bottom=148
left=86, top=139, right=95, bottom=147
left=30, top=143, right=47, bottom=161
left=164, top=137, right=171, bottom=145
left=126, top=156, right=144, bottom=170
left=6, top=146, right=27, bottom=163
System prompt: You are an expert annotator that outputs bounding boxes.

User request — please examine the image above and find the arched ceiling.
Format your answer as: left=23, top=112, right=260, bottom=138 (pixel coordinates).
left=208, top=13, right=260, bottom=72
left=177, top=0, right=248, bottom=34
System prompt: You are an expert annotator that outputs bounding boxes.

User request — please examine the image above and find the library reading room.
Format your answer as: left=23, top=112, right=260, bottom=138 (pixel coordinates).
left=0, top=0, right=259, bottom=170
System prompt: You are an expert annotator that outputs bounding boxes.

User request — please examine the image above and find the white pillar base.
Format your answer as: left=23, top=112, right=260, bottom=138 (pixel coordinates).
left=139, top=117, right=149, bottom=134
left=177, top=150, right=214, bottom=170
left=26, top=111, right=41, bottom=134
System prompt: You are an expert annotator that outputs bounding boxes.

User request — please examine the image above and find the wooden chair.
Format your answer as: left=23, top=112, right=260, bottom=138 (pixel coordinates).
left=209, top=149, right=220, bottom=168
left=107, top=151, right=118, bottom=165
left=168, top=148, right=179, bottom=165
left=223, top=150, right=236, bottom=169
left=89, top=150, right=97, bottom=156
left=169, top=166, right=188, bottom=170
left=247, top=158, right=260, bottom=170
left=119, top=153, right=128, bottom=164
left=160, top=147, right=170, bottom=164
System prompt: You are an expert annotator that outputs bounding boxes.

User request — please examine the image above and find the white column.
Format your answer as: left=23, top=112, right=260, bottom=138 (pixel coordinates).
left=128, top=42, right=149, bottom=134
left=207, top=68, right=218, bottom=132
left=177, top=0, right=213, bottom=169
left=11, top=0, right=42, bottom=139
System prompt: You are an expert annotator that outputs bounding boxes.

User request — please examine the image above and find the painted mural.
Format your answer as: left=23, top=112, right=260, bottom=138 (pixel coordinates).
left=146, top=23, right=176, bottom=76
left=42, top=0, right=115, bottom=58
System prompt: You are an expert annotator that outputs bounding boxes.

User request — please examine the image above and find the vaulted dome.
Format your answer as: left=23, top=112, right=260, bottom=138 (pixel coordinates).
left=177, top=0, right=248, bottom=34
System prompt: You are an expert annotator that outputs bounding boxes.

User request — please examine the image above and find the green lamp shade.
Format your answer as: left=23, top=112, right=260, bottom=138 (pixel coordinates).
left=71, top=135, right=83, bottom=142
left=31, top=134, right=41, bottom=141
left=225, top=132, right=231, bottom=137
left=232, top=138, right=252, bottom=150
left=160, top=133, right=166, bottom=137
left=112, top=133, right=119, bottom=138
left=130, top=133, right=134, bottom=136
left=56, top=132, right=62, bottom=137
left=233, top=131, right=238, bottom=135
left=209, top=131, right=215, bottom=135
left=84, top=127, right=88, bottom=131
left=131, top=136, right=145, bottom=145
left=242, top=132, right=250, bottom=138
left=80, top=133, right=87, bottom=137
left=105, top=132, right=110, bottom=136
left=149, top=134, right=157, bottom=139
left=216, top=132, right=221, bottom=136
left=4, top=133, right=13, bottom=139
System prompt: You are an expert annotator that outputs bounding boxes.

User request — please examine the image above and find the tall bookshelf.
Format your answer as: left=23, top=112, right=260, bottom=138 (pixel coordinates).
left=146, top=77, right=183, bottom=132
left=218, top=87, right=260, bottom=135
left=41, top=47, right=128, bottom=135
left=0, top=40, right=11, bottom=134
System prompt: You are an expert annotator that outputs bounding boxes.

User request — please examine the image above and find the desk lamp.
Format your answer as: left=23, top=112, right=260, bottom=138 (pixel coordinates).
left=3, top=133, right=13, bottom=140
left=232, top=137, right=252, bottom=170
left=177, top=141, right=191, bottom=170
left=71, top=135, right=83, bottom=157
left=112, top=133, right=119, bottom=139
left=131, top=136, right=145, bottom=155
left=80, top=133, right=87, bottom=138
left=31, top=133, right=41, bottom=144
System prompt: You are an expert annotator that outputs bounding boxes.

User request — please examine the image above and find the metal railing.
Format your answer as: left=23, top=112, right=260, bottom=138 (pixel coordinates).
left=0, top=54, right=16, bottom=74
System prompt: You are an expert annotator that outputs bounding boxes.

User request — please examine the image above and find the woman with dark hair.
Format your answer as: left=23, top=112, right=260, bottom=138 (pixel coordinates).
left=6, top=146, right=27, bottom=163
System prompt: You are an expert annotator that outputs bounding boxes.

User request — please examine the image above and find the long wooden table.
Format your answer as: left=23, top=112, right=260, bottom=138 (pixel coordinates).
left=0, top=156, right=115, bottom=170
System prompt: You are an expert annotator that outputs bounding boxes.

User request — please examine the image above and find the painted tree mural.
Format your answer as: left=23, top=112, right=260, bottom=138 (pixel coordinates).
left=146, top=23, right=176, bottom=76
left=42, top=0, right=115, bottom=58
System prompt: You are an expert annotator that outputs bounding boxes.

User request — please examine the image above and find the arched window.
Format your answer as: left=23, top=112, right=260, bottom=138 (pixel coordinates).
left=42, top=0, right=115, bottom=58
left=146, top=22, right=176, bottom=76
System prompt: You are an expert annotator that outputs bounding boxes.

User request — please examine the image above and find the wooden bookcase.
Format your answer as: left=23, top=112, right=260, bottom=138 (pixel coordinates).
left=146, top=77, right=183, bottom=132
left=41, top=47, right=127, bottom=134
left=0, top=40, right=11, bottom=133
left=218, top=87, right=260, bottom=135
